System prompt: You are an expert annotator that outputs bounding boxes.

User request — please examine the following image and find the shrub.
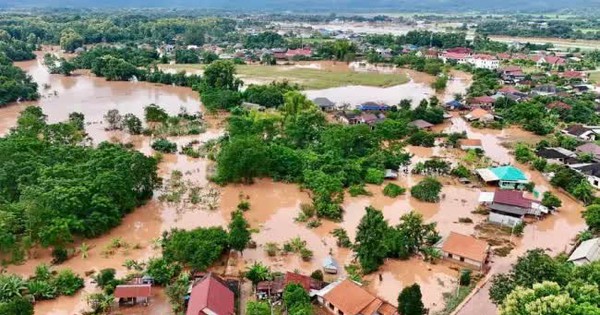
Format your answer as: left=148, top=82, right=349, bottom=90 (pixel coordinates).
left=310, top=270, right=324, bottom=281
left=237, top=200, right=250, bottom=211
left=451, top=164, right=471, bottom=178
left=349, top=184, right=372, bottom=197
left=151, top=138, right=177, bottom=153
left=410, top=177, right=443, bottom=202
left=460, top=269, right=472, bottom=286
left=541, top=191, right=562, bottom=209
left=53, top=269, right=84, bottom=296
left=264, top=242, right=280, bottom=257
left=51, top=247, right=69, bottom=264
left=365, top=168, right=385, bottom=185
left=383, top=183, right=406, bottom=197
left=146, top=257, right=182, bottom=286
left=513, top=222, right=525, bottom=236
left=331, top=228, right=352, bottom=248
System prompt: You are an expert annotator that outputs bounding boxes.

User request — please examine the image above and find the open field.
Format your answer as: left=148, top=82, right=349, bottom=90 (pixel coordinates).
left=589, top=70, right=600, bottom=84
left=162, top=63, right=410, bottom=89
left=489, top=35, right=600, bottom=50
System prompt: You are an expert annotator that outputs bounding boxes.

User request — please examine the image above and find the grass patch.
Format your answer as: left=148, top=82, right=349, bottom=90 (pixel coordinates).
left=436, top=283, right=476, bottom=315
left=589, top=71, right=600, bottom=84
left=162, top=64, right=409, bottom=90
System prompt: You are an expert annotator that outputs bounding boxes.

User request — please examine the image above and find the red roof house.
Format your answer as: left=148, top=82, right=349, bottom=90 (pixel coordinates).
left=546, top=101, right=572, bottom=110
left=493, top=190, right=533, bottom=209
left=560, top=71, right=587, bottom=80
left=284, top=272, right=311, bottom=292
left=447, top=47, right=472, bottom=54
left=285, top=48, right=312, bottom=58
left=186, top=274, right=235, bottom=315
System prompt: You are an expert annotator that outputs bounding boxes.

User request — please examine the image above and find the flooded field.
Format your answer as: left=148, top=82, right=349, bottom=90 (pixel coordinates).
left=0, top=52, right=586, bottom=315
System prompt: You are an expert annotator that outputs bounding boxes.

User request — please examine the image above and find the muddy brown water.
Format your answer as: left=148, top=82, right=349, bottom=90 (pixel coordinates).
left=0, top=53, right=586, bottom=315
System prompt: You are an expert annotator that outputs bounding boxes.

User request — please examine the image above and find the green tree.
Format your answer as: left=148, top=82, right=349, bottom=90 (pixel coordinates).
left=201, top=60, right=242, bottom=91
left=246, top=301, right=271, bottom=315
left=145, top=257, right=182, bottom=286
left=245, top=262, right=271, bottom=286
left=215, top=136, right=268, bottom=183
left=282, top=91, right=315, bottom=117
left=283, top=283, right=311, bottom=312
left=584, top=204, right=600, bottom=231
left=398, top=283, right=425, bottom=315
left=228, top=211, right=251, bottom=253
left=355, top=206, right=389, bottom=273
left=410, top=177, right=443, bottom=202
left=123, top=114, right=143, bottom=135
left=59, top=29, right=84, bottom=52
left=541, top=191, right=562, bottom=209
left=162, top=227, right=229, bottom=271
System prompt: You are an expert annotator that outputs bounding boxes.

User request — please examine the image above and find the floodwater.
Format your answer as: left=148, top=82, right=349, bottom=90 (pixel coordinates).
left=0, top=51, right=586, bottom=315
left=304, top=68, right=471, bottom=107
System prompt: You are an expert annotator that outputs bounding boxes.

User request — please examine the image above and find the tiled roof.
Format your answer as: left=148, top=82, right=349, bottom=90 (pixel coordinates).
left=324, top=280, right=376, bottom=315
left=186, top=274, right=234, bottom=315
left=441, top=232, right=489, bottom=263
left=493, top=190, right=532, bottom=208
left=114, top=284, right=152, bottom=298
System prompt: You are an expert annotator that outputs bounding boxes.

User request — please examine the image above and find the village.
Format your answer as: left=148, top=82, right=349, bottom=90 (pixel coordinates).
left=2, top=7, right=600, bottom=315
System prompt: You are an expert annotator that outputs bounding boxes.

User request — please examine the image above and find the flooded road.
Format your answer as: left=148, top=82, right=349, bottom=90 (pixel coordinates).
left=0, top=52, right=586, bottom=315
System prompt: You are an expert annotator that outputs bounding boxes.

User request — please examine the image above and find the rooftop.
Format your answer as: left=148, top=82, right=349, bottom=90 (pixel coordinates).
left=493, top=190, right=532, bottom=209
left=114, top=284, right=152, bottom=299
left=568, top=238, right=600, bottom=264
left=441, top=232, right=489, bottom=263
left=186, top=273, right=234, bottom=315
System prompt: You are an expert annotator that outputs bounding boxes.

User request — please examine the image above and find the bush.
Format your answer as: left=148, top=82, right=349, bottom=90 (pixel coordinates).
left=53, top=269, right=84, bottom=296
left=331, top=228, right=352, bottom=248
left=51, top=247, right=69, bottom=264
left=451, top=164, right=471, bottom=178
left=365, top=168, right=385, bottom=185
left=513, top=222, right=525, bottom=236
left=460, top=269, right=472, bottom=286
left=146, top=257, right=182, bottom=286
left=310, top=270, right=324, bottom=281
left=349, top=184, right=371, bottom=197
left=151, top=138, right=177, bottom=153
left=383, top=183, right=406, bottom=197
left=541, top=191, right=562, bottom=209
left=95, top=268, right=116, bottom=288
left=410, top=177, right=443, bottom=202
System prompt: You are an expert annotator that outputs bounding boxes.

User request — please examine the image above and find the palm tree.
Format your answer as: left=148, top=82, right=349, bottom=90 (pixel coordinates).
left=245, top=262, right=272, bottom=287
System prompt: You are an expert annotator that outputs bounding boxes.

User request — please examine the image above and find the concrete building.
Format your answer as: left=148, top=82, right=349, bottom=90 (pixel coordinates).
left=437, top=232, right=490, bottom=270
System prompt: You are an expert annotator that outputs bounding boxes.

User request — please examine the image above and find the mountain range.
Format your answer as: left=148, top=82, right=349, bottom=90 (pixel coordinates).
left=3, top=0, right=600, bottom=13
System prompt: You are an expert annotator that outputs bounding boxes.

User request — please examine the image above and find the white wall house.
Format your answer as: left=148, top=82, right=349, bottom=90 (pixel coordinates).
left=468, top=55, right=500, bottom=70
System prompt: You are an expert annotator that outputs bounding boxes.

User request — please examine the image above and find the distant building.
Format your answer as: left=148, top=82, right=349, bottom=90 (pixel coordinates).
left=468, top=54, right=500, bottom=70
left=256, top=272, right=327, bottom=300
left=465, top=108, right=494, bottom=122
left=571, top=163, right=600, bottom=188
left=568, top=237, right=600, bottom=266
left=576, top=143, right=600, bottom=160
left=312, top=97, right=336, bottom=111
left=459, top=139, right=483, bottom=151
left=536, top=147, right=578, bottom=165
left=409, top=119, right=434, bottom=130
left=467, top=96, right=495, bottom=110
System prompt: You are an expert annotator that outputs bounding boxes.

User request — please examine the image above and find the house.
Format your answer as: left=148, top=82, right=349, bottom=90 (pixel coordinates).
left=335, top=111, right=359, bottom=125
left=476, top=166, right=528, bottom=190
left=491, top=189, right=547, bottom=218
left=358, top=113, right=385, bottom=126
left=409, top=119, right=434, bottom=130
left=358, top=102, right=389, bottom=112
left=313, top=97, right=336, bottom=111
left=256, top=272, right=327, bottom=300
left=468, top=54, right=500, bottom=70
left=533, top=55, right=565, bottom=68
left=447, top=47, right=472, bottom=54
left=323, top=255, right=339, bottom=274
left=546, top=101, right=572, bottom=111
left=536, top=147, right=578, bottom=164
left=568, top=237, right=600, bottom=266
left=444, top=99, right=466, bottom=111
left=186, top=273, right=235, bottom=315
left=459, top=139, right=483, bottom=150
left=114, top=284, right=152, bottom=306
left=576, top=143, right=600, bottom=160
left=565, top=126, right=600, bottom=141
left=316, top=279, right=398, bottom=315
left=464, top=108, right=494, bottom=122
left=572, top=163, right=600, bottom=188
left=531, top=85, right=558, bottom=96
left=286, top=48, right=312, bottom=59
left=436, top=232, right=490, bottom=270
left=560, top=71, right=588, bottom=82
left=441, top=52, right=469, bottom=64
left=467, top=96, right=495, bottom=110
left=241, top=102, right=266, bottom=112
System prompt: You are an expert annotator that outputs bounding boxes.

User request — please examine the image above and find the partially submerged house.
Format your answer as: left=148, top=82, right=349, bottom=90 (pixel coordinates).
left=186, top=273, right=235, bottom=315
left=531, top=85, right=558, bottom=96
left=436, top=232, right=490, bottom=270
left=444, top=99, right=467, bottom=111
left=409, top=119, right=434, bottom=130
left=576, top=143, right=600, bottom=160
left=459, top=139, right=483, bottom=151
left=464, top=108, right=494, bottom=122
left=315, top=279, right=398, bottom=315
left=568, top=237, right=600, bottom=266
left=358, top=102, right=390, bottom=112
left=571, top=163, right=600, bottom=188
left=467, top=96, right=495, bottom=110
left=480, top=190, right=548, bottom=227
left=313, top=97, right=336, bottom=112
left=114, top=284, right=152, bottom=306
left=563, top=125, right=600, bottom=141
left=476, top=166, right=528, bottom=189
left=536, top=147, right=578, bottom=165
left=256, top=272, right=327, bottom=300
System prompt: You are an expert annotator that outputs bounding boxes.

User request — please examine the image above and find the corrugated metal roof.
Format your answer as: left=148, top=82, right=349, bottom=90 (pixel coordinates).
left=569, top=238, right=600, bottom=264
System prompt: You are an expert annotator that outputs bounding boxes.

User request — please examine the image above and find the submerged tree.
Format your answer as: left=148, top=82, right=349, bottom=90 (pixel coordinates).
left=355, top=206, right=389, bottom=273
